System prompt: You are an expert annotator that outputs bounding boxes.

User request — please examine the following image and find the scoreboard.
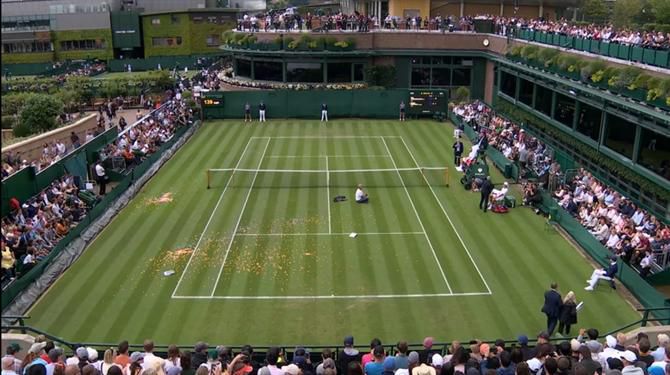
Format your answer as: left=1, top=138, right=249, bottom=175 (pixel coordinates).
left=408, top=90, right=447, bottom=115
left=201, top=92, right=224, bottom=107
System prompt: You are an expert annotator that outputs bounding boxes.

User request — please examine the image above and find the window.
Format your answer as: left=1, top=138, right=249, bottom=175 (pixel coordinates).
left=171, top=15, right=180, bottom=24
left=327, top=63, right=352, bottom=83
left=553, top=93, right=575, bottom=128
left=500, top=71, right=516, bottom=98
left=2, top=41, right=52, bottom=53
left=518, top=78, right=534, bottom=106
left=604, top=113, right=636, bottom=160
left=206, top=35, right=220, bottom=47
left=254, top=61, right=282, bottom=81
left=151, top=37, right=182, bottom=47
left=286, top=62, right=323, bottom=83
left=59, top=39, right=105, bottom=51
left=353, top=64, right=364, bottom=81
left=236, top=59, right=251, bottom=78
left=452, top=68, right=471, bottom=86
left=207, top=16, right=218, bottom=23
left=575, top=102, right=602, bottom=142
left=411, top=67, right=430, bottom=87
left=637, top=128, right=669, bottom=181
left=192, top=16, right=204, bottom=23
left=534, top=84, right=553, bottom=117
left=430, top=68, right=450, bottom=86
left=151, top=17, right=160, bottom=25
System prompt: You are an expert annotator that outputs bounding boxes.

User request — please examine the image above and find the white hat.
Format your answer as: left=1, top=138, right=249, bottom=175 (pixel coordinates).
left=431, top=353, right=444, bottom=367
left=619, top=350, right=637, bottom=363
left=87, top=347, right=98, bottom=361
left=281, top=364, right=300, bottom=375
left=606, top=335, right=617, bottom=348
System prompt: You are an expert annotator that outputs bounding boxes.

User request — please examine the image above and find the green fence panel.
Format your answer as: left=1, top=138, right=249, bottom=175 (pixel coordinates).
left=575, top=38, right=584, bottom=51
left=642, top=49, right=656, bottom=65
left=35, top=163, right=66, bottom=192
left=618, top=45, right=631, bottom=60
left=1, top=168, right=36, bottom=216
left=590, top=40, right=601, bottom=54
left=631, top=46, right=644, bottom=61
left=85, top=127, right=119, bottom=164
left=655, top=50, right=670, bottom=68
left=600, top=42, right=610, bottom=56
left=608, top=43, right=619, bottom=58
left=1, top=62, right=54, bottom=76
left=206, top=90, right=415, bottom=120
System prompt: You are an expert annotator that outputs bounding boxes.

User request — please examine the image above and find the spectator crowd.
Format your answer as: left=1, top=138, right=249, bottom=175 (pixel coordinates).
left=3, top=331, right=669, bottom=375
left=1, top=97, right=194, bottom=284
left=554, top=169, right=670, bottom=274
left=452, top=101, right=558, bottom=188
left=451, top=101, right=669, bottom=273
left=495, top=18, right=670, bottom=50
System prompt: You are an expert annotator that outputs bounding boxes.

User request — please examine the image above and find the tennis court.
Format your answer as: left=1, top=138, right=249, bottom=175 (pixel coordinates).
left=26, top=120, right=640, bottom=345
left=172, top=136, right=490, bottom=299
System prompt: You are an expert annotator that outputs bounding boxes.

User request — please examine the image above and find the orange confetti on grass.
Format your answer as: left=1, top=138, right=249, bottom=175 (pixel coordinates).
left=145, top=192, right=174, bottom=206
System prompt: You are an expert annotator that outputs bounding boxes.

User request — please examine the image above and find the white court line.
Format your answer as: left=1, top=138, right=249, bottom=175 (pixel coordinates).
left=380, top=136, right=453, bottom=294
left=326, top=156, right=332, bottom=234
left=265, top=155, right=391, bottom=158
left=253, top=136, right=402, bottom=139
left=173, top=292, right=490, bottom=300
left=209, top=137, right=272, bottom=297
left=399, top=136, right=492, bottom=295
left=171, top=137, right=262, bottom=298
left=234, top=232, right=425, bottom=236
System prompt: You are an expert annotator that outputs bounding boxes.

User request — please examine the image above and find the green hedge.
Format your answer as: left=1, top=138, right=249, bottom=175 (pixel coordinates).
left=1, top=52, right=55, bottom=65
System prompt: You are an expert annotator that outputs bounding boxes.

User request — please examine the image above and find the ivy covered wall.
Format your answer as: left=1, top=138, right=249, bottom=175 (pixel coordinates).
left=53, top=29, right=113, bottom=61
left=1, top=52, right=55, bottom=64
left=142, top=14, right=191, bottom=57
left=190, top=20, right=235, bottom=54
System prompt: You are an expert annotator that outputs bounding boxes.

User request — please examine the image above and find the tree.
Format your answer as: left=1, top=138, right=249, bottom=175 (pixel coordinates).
left=582, top=0, right=609, bottom=24
left=19, top=94, right=64, bottom=135
left=650, top=0, right=670, bottom=24
left=612, top=0, right=642, bottom=28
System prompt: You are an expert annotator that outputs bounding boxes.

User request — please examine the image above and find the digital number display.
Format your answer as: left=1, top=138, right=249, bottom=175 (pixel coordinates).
left=408, top=91, right=446, bottom=114
left=202, top=98, right=221, bottom=106
left=202, top=94, right=224, bottom=107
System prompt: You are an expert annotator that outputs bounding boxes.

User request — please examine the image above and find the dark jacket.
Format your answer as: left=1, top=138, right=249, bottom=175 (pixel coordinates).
left=541, top=289, right=562, bottom=318
left=338, top=348, right=360, bottom=375
left=192, top=352, right=208, bottom=369
left=559, top=301, right=577, bottom=325
left=481, top=179, right=494, bottom=195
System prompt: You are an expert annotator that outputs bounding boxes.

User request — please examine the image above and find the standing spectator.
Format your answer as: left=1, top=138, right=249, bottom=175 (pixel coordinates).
left=541, top=282, right=562, bottom=336
left=115, top=342, right=130, bottom=369
left=1, top=240, right=16, bottom=280
left=244, top=103, right=252, bottom=123
left=192, top=343, right=208, bottom=370
left=453, top=138, right=464, bottom=166
left=480, top=176, right=493, bottom=213
left=321, top=103, right=328, bottom=122
left=362, top=340, right=382, bottom=368
left=557, top=291, right=578, bottom=336
left=2, top=344, right=22, bottom=374
left=338, top=337, right=360, bottom=375
left=70, top=132, right=81, bottom=149
left=364, top=347, right=385, bottom=375
left=259, top=102, right=267, bottom=123
left=394, top=342, right=409, bottom=370
left=94, top=160, right=108, bottom=196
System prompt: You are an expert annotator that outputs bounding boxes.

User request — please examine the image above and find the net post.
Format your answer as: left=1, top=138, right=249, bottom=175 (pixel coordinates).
left=206, top=169, right=210, bottom=189
left=445, top=166, right=449, bottom=187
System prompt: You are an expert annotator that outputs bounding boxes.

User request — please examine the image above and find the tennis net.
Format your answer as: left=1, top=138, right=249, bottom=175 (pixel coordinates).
left=206, top=167, right=448, bottom=189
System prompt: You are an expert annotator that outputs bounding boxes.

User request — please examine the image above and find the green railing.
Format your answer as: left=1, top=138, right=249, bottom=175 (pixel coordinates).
left=1, top=121, right=198, bottom=311
left=513, top=29, right=670, bottom=69
left=2, top=307, right=668, bottom=357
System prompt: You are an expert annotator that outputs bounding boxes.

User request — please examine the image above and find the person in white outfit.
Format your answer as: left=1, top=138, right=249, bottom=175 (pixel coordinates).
left=489, top=182, right=509, bottom=206
left=258, top=102, right=267, bottom=122
left=585, top=256, right=618, bottom=291
left=321, top=103, right=328, bottom=122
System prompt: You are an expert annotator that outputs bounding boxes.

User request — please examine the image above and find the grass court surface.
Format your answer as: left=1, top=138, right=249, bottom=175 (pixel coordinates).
left=28, top=119, right=640, bottom=345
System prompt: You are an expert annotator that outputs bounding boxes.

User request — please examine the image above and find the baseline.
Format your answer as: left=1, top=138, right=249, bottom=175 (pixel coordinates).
left=174, top=292, right=489, bottom=300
